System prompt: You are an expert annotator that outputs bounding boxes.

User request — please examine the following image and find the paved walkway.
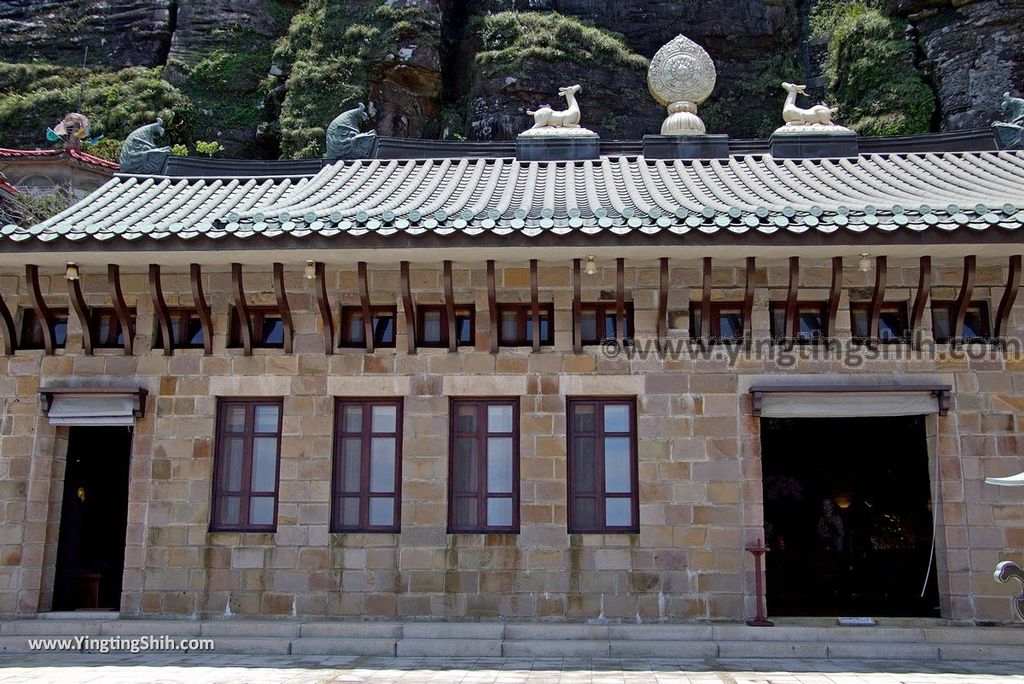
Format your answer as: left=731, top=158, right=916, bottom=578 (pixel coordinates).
left=0, top=654, right=1022, bottom=683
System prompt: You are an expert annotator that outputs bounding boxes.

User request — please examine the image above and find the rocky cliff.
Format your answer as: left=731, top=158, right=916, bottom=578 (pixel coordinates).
left=0, top=0, right=1019, bottom=158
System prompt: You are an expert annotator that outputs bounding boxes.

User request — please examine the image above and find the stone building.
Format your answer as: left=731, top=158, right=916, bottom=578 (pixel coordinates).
left=0, top=127, right=1021, bottom=628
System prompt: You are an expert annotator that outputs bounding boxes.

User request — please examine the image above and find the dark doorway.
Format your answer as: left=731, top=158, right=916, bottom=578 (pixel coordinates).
left=761, top=416, right=940, bottom=617
left=53, top=426, right=133, bottom=611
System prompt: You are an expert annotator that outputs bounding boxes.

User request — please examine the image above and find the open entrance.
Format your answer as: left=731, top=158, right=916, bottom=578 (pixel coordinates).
left=761, top=416, right=939, bottom=617
left=53, top=426, right=132, bottom=611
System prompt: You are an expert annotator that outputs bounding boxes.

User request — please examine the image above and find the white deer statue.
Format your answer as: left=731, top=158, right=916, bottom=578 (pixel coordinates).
left=781, top=82, right=838, bottom=126
left=528, top=84, right=582, bottom=129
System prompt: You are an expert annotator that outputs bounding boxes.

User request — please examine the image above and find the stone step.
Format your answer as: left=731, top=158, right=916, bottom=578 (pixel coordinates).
left=503, top=623, right=608, bottom=640
left=608, top=624, right=713, bottom=641
left=199, top=622, right=300, bottom=638
left=396, top=637, right=502, bottom=657
left=0, top=620, right=103, bottom=636
left=299, top=622, right=401, bottom=638
left=290, top=637, right=395, bottom=656
left=608, top=640, right=717, bottom=658
left=924, top=627, right=1024, bottom=646
left=402, top=622, right=504, bottom=639
left=827, top=642, right=940, bottom=660
left=503, top=639, right=610, bottom=658
left=99, top=621, right=201, bottom=637
left=191, top=636, right=291, bottom=655
left=939, top=644, right=1024, bottom=661
left=718, top=640, right=828, bottom=659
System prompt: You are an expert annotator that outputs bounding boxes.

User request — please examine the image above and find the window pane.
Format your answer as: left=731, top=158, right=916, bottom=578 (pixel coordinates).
left=342, top=405, right=362, bottom=432
left=605, top=498, right=632, bottom=527
left=186, top=316, right=204, bottom=346
left=251, top=437, right=278, bottom=492
left=527, top=310, right=549, bottom=342
left=604, top=437, right=631, bottom=493
left=500, top=310, right=518, bottom=343
left=97, top=313, right=112, bottom=344
left=341, top=437, right=362, bottom=492
left=932, top=306, right=951, bottom=342
left=254, top=405, right=279, bottom=432
left=338, top=497, right=360, bottom=527
left=347, top=312, right=365, bottom=342
left=370, top=438, right=396, bottom=493
left=455, top=405, right=476, bottom=432
left=798, top=310, right=823, bottom=338
left=222, top=437, right=244, bottom=491
left=369, top=497, right=394, bottom=527
left=850, top=307, right=869, bottom=339
left=53, top=317, right=68, bottom=347
left=487, top=437, right=513, bottom=493
left=573, top=497, right=597, bottom=528
left=770, top=306, right=785, bottom=337
left=572, top=436, right=596, bottom=493
left=487, top=404, right=513, bottom=432
left=455, top=313, right=472, bottom=343
left=487, top=498, right=513, bottom=527
left=371, top=405, right=397, bottom=432
left=879, top=310, right=905, bottom=340
left=603, top=312, right=617, bottom=339
left=455, top=437, right=477, bottom=492
left=220, top=496, right=240, bottom=525
left=262, top=317, right=284, bottom=345
left=964, top=307, right=987, bottom=339
left=224, top=405, right=246, bottom=433
left=250, top=496, right=275, bottom=525
left=455, top=497, right=477, bottom=528
left=690, top=308, right=702, bottom=337
left=573, top=404, right=596, bottom=433
left=423, top=310, right=441, bottom=342
left=604, top=404, right=629, bottom=432
left=719, top=312, right=743, bottom=339
left=373, top=314, right=395, bottom=344
left=581, top=310, right=597, bottom=341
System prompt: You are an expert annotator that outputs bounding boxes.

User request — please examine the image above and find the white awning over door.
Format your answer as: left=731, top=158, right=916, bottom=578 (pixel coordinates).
left=40, top=388, right=148, bottom=426
left=749, top=384, right=951, bottom=418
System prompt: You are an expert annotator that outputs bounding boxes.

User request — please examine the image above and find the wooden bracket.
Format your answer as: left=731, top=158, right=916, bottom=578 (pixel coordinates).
left=401, top=261, right=416, bottom=355
left=63, top=267, right=92, bottom=356
left=358, top=261, right=373, bottom=353
left=314, top=262, right=334, bottom=355
left=572, top=258, right=582, bottom=354
left=487, top=260, right=498, bottom=354
left=149, top=264, right=173, bottom=356
left=0, top=292, right=13, bottom=356
left=190, top=264, right=214, bottom=355
left=867, top=256, right=888, bottom=346
left=700, top=257, right=712, bottom=349
left=616, top=258, right=625, bottom=346
left=910, top=256, right=931, bottom=349
left=995, top=255, right=1021, bottom=340
left=531, top=259, right=541, bottom=352
left=443, top=260, right=456, bottom=352
left=657, top=258, right=668, bottom=353
left=108, top=264, right=133, bottom=355
left=784, top=256, right=799, bottom=344
left=952, top=255, right=977, bottom=346
left=231, top=263, right=253, bottom=356
left=743, top=257, right=756, bottom=351
left=272, top=263, right=293, bottom=354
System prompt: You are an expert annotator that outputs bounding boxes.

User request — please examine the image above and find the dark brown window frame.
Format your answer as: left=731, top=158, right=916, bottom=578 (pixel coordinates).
left=91, top=306, right=136, bottom=349
left=154, top=306, right=205, bottom=350
left=19, top=307, right=69, bottom=350
left=210, top=398, right=283, bottom=532
left=228, top=305, right=285, bottom=349
left=688, top=301, right=746, bottom=342
left=448, top=397, right=521, bottom=534
left=331, top=398, right=403, bottom=532
left=931, top=300, right=992, bottom=344
left=769, top=300, right=829, bottom=344
left=339, top=305, right=398, bottom=348
left=496, top=302, right=555, bottom=347
left=578, top=302, right=635, bottom=346
left=417, top=304, right=475, bottom=348
left=566, top=396, right=639, bottom=534
left=850, top=301, right=910, bottom=344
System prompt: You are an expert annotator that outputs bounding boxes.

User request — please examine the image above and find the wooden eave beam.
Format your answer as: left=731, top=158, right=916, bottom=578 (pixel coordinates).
left=952, top=255, right=977, bottom=345
left=910, top=256, right=931, bottom=349
left=867, top=256, right=888, bottom=346
left=107, top=264, right=133, bottom=355
left=657, top=258, right=668, bottom=353
left=530, top=259, right=540, bottom=352
left=826, top=256, right=843, bottom=339
left=231, top=262, right=253, bottom=356
left=63, top=266, right=92, bottom=356
left=995, top=255, right=1021, bottom=340
left=358, top=261, right=373, bottom=354
left=149, top=264, right=173, bottom=356
left=616, top=258, right=625, bottom=347
left=314, top=262, right=334, bottom=355
left=784, top=256, right=799, bottom=343
left=443, top=260, right=456, bottom=353
left=572, top=258, right=582, bottom=354
left=401, top=261, right=416, bottom=355
left=272, top=263, right=293, bottom=354
left=190, top=263, right=214, bottom=356
left=743, top=257, right=755, bottom=350
left=487, top=260, right=498, bottom=354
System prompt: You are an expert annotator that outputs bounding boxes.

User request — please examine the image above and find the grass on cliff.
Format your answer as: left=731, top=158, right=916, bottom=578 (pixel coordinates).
left=814, top=1, right=935, bottom=135
left=474, top=12, right=648, bottom=77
